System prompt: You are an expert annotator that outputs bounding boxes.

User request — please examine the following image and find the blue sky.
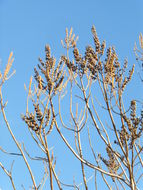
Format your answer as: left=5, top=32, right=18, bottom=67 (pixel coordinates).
left=0, top=0, right=143, bottom=189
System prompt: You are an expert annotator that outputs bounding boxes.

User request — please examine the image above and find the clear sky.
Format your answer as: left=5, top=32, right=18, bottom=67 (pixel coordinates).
left=0, top=0, right=143, bottom=189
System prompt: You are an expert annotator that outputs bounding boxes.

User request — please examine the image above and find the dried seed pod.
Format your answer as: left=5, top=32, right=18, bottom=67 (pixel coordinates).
left=106, top=146, right=114, bottom=162
left=100, top=156, right=109, bottom=167
left=34, top=67, right=45, bottom=90
left=114, top=59, right=120, bottom=68
left=106, top=146, right=119, bottom=173
left=121, top=77, right=128, bottom=91
left=109, top=50, right=116, bottom=67
left=46, top=118, right=55, bottom=135
left=38, top=58, right=45, bottom=67
left=45, top=45, right=51, bottom=61
left=123, top=59, right=128, bottom=71
left=120, top=127, right=126, bottom=147
left=34, top=67, right=39, bottom=81
left=38, top=64, right=46, bottom=75
left=54, top=60, right=63, bottom=77
left=71, top=40, right=77, bottom=48
left=38, top=76, right=44, bottom=90
left=130, top=100, right=136, bottom=121
left=85, top=46, right=98, bottom=75
left=91, top=25, right=100, bottom=53
left=123, top=116, right=133, bottom=137
left=107, top=47, right=111, bottom=60
left=73, top=47, right=81, bottom=62
left=61, top=55, right=67, bottom=62
left=45, top=108, right=51, bottom=126
left=54, top=76, right=64, bottom=91
left=3, top=52, right=14, bottom=80
left=71, top=64, right=77, bottom=72
left=51, top=58, right=56, bottom=79
left=22, top=113, right=39, bottom=134
left=48, top=81, right=53, bottom=94
left=34, top=104, right=43, bottom=123
left=85, top=46, right=95, bottom=58
left=45, top=67, right=51, bottom=82
left=56, top=70, right=63, bottom=81
left=128, top=64, right=135, bottom=81
left=100, top=40, right=106, bottom=55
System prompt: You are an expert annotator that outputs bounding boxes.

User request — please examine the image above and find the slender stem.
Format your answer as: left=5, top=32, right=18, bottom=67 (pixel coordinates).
left=0, top=162, right=16, bottom=190
left=69, top=80, right=88, bottom=189
left=43, top=131, right=53, bottom=190
left=49, top=98, right=130, bottom=186
left=0, top=90, right=37, bottom=190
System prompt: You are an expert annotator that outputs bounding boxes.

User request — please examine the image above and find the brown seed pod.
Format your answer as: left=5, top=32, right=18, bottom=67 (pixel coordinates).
left=34, top=104, right=43, bottom=123
left=45, top=109, right=51, bottom=126
left=100, top=40, right=106, bottom=55
left=22, top=113, right=40, bottom=133
left=54, top=76, right=64, bottom=91
left=45, top=45, right=51, bottom=61
left=73, top=47, right=81, bottom=62
left=46, top=118, right=55, bottom=135
left=91, top=25, right=100, bottom=53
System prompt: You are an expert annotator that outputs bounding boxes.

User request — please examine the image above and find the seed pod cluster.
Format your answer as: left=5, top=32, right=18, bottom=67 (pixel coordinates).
left=130, top=100, right=136, bottom=122
left=73, top=47, right=82, bottom=63
left=123, top=115, right=132, bottom=132
left=64, top=28, right=78, bottom=49
left=104, top=48, right=116, bottom=80
left=100, top=146, right=119, bottom=181
left=61, top=28, right=79, bottom=49
left=22, top=113, right=39, bottom=134
left=61, top=26, right=136, bottom=96
left=129, top=101, right=143, bottom=147
left=61, top=55, right=77, bottom=73
left=120, top=64, right=135, bottom=93
left=22, top=105, right=55, bottom=135
left=100, top=155, right=109, bottom=168
left=38, top=59, right=46, bottom=75
left=85, top=46, right=98, bottom=63
left=119, top=125, right=130, bottom=147
left=121, top=101, right=143, bottom=149
left=73, top=49, right=87, bottom=75
left=34, top=45, right=67, bottom=95
left=106, top=146, right=119, bottom=173
left=85, top=46, right=99, bottom=80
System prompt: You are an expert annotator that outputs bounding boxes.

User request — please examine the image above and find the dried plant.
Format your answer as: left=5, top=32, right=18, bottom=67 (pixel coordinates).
left=0, top=27, right=142, bottom=190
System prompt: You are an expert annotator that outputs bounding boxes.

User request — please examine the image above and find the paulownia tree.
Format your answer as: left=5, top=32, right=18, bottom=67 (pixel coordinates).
left=0, top=26, right=143, bottom=190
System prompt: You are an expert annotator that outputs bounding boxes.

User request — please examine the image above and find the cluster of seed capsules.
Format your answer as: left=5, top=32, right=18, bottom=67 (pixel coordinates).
left=22, top=103, right=54, bottom=135
left=100, top=146, right=119, bottom=181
